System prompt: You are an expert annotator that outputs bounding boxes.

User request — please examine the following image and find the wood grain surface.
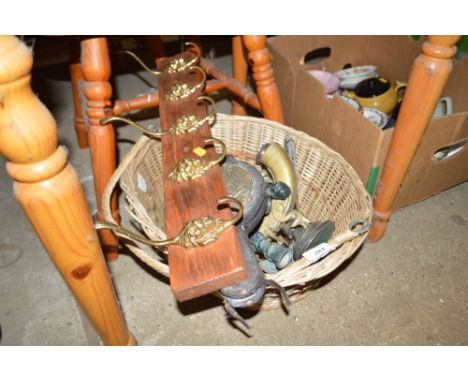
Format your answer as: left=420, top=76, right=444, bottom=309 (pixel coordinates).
left=369, top=35, right=461, bottom=242
left=0, top=36, right=134, bottom=345
left=243, top=35, right=284, bottom=123
left=81, top=37, right=120, bottom=261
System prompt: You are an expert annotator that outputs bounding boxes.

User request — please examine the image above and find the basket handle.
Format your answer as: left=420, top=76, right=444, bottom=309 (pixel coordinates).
left=329, top=219, right=370, bottom=248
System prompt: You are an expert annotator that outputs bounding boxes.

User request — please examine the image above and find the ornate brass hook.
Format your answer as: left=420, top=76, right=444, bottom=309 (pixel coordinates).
left=116, top=50, right=162, bottom=75
left=168, top=137, right=226, bottom=182
left=164, top=66, right=206, bottom=101
left=100, top=116, right=167, bottom=138
left=99, top=96, right=216, bottom=138
left=169, top=96, right=217, bottom=135
left=116, top=42, right=201, bottom=76
left=95, top=196, right=243, bottom=249
left=166, top=42, right=201, bottom=73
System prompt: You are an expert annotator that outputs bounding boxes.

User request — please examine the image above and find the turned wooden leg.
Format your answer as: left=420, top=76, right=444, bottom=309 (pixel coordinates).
left=81, top=37, right=120, bottom=261
left=231, top=35, right=249, bottom=116
left=69, top=37, right=88, bottom=148
left=0, top=36, right=135, bottom=345
left=368, top=35, right=461, bottom=242
left=242, top=35, right=284, bottom=123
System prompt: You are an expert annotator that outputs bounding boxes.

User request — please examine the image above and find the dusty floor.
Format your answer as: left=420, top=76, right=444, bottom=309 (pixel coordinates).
left=1, top=49, right=467, bottom=346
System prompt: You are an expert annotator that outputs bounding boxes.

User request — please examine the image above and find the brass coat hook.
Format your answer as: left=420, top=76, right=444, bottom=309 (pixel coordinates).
left=164, top=66, right=206, bottom=101
left=168, top=137, right=226, bottom=182
left=95, top=197, right=243, bottom=249
left=100, top=96, right=216, bottom=138
left=115, top=42, right=201, bottom=76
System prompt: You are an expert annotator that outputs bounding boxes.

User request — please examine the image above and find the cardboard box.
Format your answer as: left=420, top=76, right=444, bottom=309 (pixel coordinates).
left=268, top=35, right=468, bottom=210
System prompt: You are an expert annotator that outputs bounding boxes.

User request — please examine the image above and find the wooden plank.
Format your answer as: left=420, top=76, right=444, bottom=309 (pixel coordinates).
left=158, top=52, right=247, bottom=301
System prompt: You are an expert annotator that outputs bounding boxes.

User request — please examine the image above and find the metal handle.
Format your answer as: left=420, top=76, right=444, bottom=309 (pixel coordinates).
left=348, top=219, right=370, bottom=236
left=100, top=116, right=167, bottom=138
left=204, top=137, right=227, bottom=167
left=328, top=219, right=370, bottom=248
left=95, top=196, right=243, bottom=249
left=195, top=96, right=217, bottom=128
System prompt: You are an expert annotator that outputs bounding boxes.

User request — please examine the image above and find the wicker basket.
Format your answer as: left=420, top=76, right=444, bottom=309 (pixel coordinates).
left=102, top=113, right=372, bottom=309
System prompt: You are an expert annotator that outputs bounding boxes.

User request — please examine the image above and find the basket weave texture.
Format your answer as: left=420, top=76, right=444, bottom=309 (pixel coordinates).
left=102, top=113, right=372, bottom=309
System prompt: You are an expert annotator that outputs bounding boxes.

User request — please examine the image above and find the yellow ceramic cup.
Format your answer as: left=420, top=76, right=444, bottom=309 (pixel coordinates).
left=343, top=79, right=407, bottom=115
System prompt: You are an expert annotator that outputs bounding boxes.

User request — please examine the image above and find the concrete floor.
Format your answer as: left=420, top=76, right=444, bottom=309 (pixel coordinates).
left=1, top=51, right=467, bottom=346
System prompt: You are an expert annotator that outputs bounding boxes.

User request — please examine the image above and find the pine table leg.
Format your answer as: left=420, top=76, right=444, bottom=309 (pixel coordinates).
left=368, top=36, right=461, bottom=242
left=0, top=36, right=135, bottom=345
left=81, top=37, right=120, bottom=261
left=242, top=35, right=284, bottom=123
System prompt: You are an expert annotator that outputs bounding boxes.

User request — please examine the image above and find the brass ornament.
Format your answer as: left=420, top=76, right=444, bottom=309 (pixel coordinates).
left=171, top=115, right=199, bottom=134
left=168, top=138, right=226, bottom=182
left=170, top=96, right=216, bottom=135
left=164, top=66, right=206, bottom=101
left=94, top=197, right=243, bottom=249
left=166, top=42, right=201, bottom=73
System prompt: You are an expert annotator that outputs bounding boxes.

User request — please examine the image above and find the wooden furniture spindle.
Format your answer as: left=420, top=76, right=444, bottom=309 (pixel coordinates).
left=242, top=35, right=284, bottom=123
left=0, top=36, right=135, bottom=345
left=69, top=37, right=88, bottom=149
left=81, top=37, right=120, bottom=261
left=368, top=35, right=462, bottom=242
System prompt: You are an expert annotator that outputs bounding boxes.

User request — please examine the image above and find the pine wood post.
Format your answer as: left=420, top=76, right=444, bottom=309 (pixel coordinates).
left=81, top=37, right=120, bottom=261
left=69, top=37, right=88, bottom=148
left=368, top=35, right=461, bottom=242
left=0, top=36, right=135, bottom=345
left=242, top=35, right=284, bottom=123
left=231, top=35, right=249, bottom=115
